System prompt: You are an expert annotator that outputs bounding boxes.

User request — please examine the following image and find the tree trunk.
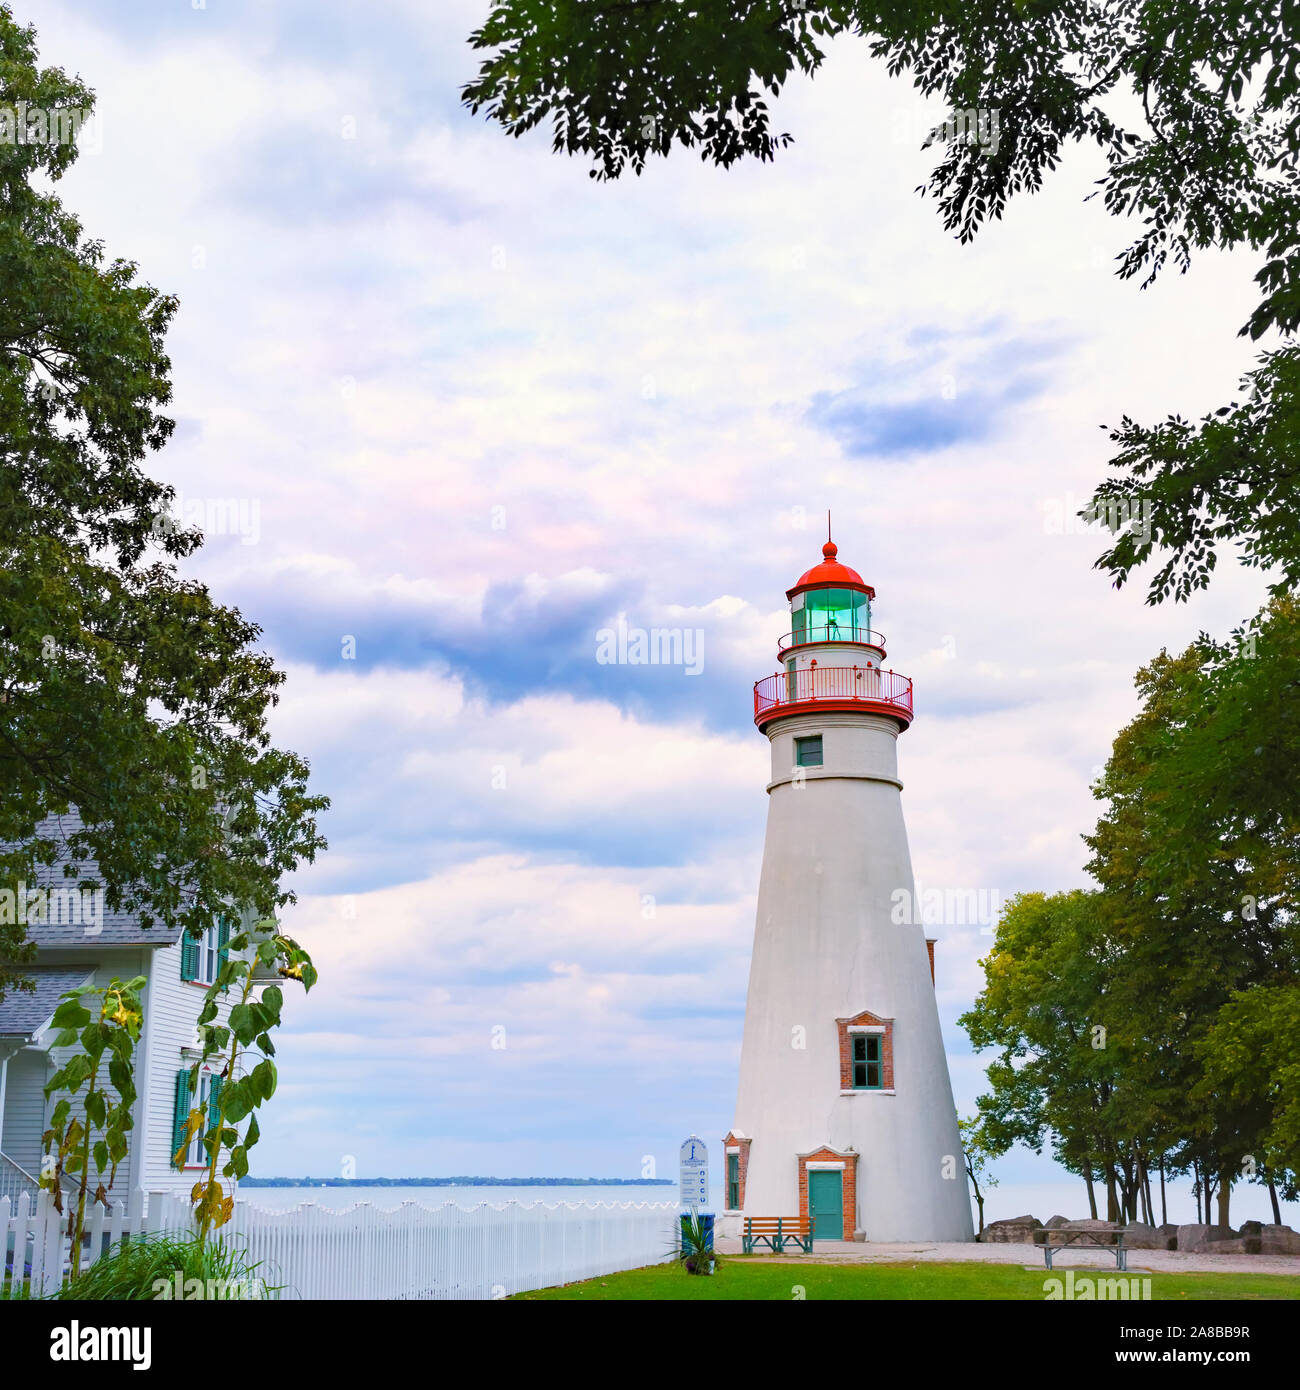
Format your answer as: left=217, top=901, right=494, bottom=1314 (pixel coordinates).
left=1121, top=1156, right=1138, bottom=1222
left=1159, top=1157, right=1167, bottom=1227
left=1217, top=1177, right=1231, bottom=1229
left=976, top=1193, right=985, bottom=1235
left=1268, top=1176, right=1282, bottom=1226
left=1105, top=1164, right=1120, bottom=1222
left=1085, top=1169, right=1098, bottom=1220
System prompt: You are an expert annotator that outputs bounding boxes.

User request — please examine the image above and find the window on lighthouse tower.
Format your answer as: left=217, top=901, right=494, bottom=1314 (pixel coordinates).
left=852, top=1035, right=883, bottom=1089
left=797, top=587, right=870, bottom=644
left=795, top=735, right=823, bottom=767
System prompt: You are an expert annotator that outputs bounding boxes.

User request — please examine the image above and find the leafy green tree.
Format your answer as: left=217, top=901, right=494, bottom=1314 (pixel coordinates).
left=958, top=1114, right=1000, bottom=1234
left=0, top=8, right=327, bottom=996
left=1092, top=348, right=1300, bottom=603
left=1196, top=986, right=1300, bottom=1223
left=463, top=1, right=1300, bottom=601
left=0, top=5, right=174, bottom=560
left=1201, top=984, right=1300, bottom=1200
left=961, top=890, right=1150, bottom=1222
left=1085, top=597, right=1300, bottom=1223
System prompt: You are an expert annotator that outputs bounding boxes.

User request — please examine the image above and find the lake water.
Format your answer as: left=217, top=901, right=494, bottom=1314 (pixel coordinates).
left=236, top=1184, right=677, bottom=1212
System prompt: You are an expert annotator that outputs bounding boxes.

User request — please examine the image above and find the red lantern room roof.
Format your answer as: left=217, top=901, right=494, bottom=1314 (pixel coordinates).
left=786, top=540, right=876, bottom=601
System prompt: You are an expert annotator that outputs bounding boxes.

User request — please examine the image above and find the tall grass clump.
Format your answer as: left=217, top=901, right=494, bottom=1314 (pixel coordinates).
left=49, top=1231, right=277, bottom=1300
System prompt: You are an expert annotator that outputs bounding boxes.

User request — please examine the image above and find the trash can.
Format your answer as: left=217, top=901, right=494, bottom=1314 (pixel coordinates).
left=680, top=1211, right=715, bottom=1255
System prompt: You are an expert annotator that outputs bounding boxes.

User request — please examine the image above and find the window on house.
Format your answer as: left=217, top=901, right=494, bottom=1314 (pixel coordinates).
left=182, top=919, right=228, bottom=985
left=173, top=1069, right=223, bottom=1168
left=852, top=1034, right=883, bottom=1089
left=199, top=923, right=220, bottom=984
left=795, top=735, right=823, bottom=767
left=726, top=1153, right=740, bottom=1210
left=188, top=1073, right=213, bottom=1166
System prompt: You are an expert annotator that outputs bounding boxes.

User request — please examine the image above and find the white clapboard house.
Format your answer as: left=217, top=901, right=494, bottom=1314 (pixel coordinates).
left=0, top=813, right=243, bottom=1209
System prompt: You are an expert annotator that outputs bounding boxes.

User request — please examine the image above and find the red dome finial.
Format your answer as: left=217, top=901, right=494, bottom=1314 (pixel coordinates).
left=787, top=513, right=875, bottom=600
left=822, top=509, right=838, bottom=559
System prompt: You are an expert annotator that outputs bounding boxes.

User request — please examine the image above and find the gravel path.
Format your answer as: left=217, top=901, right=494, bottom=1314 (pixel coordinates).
left=713, top=1237, right=1300, bottom=1277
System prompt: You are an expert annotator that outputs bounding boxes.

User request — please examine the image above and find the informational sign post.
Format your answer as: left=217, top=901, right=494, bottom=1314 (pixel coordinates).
left=679, top=1135, right=709, bottom=1212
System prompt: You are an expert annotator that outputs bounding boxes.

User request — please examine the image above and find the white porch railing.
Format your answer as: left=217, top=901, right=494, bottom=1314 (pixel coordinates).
left=2, top=1190, right=678, bottom=1299
left=0, top=1152, right=41, bottom=1208
left=0, top=1151, right=104, bottom=1213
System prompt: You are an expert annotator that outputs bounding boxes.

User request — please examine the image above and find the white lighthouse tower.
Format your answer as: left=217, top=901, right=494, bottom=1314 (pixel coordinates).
left=722, top=530, right=973, bottom=1243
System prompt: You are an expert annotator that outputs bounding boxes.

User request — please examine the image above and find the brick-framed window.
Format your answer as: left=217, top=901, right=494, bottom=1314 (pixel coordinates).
left=721, top=1131, right=750, bottom=1212
left=796, top=1147, right=858, bottom=1240
left=850, top=1033, right=884, bottom=1088
left=835, top=1009, right=895, bottom=1093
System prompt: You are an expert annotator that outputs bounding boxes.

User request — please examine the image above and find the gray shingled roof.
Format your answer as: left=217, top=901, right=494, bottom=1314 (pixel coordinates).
left=4, top=811, right=184, bottom=949
left=0, top=964, right=96, bottom=1038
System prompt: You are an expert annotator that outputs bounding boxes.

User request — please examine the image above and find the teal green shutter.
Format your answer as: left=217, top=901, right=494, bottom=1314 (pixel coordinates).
left=216, top=916, right=231, bottom=975
left=180, top=932, right=199, bottom=982
left=208, top=1075, right=223, bottom=1138
left=171, top=1070, right=191, bottom=1167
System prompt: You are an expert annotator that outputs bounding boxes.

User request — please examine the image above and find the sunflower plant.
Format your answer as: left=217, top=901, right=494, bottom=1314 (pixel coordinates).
left=41, top=977, right=146, bottom=1280
left=173, top=919, right=316, bottom=1241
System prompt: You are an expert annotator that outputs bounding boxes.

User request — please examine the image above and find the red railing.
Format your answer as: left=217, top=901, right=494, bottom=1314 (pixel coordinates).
left=753, top=666, right=914, bottom=723
left=777, top=626, right=887, bottom=658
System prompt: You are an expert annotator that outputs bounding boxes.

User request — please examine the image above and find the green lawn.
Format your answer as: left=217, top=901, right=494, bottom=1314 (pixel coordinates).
left=514, top=1258, right=1300, bottom=1301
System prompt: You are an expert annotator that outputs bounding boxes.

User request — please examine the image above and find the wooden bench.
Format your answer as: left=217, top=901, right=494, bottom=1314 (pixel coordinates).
left=1035, top=1226, right=1128, bottom=1271
left=742, top=1217, right=813, bottom=1254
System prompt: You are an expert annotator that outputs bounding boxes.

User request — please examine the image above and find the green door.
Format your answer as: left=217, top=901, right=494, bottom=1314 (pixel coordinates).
left=808, top=1170, right=843, bottom=1240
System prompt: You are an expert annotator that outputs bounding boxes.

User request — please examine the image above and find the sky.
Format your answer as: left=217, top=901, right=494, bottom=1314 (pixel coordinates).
left=20, top=0, right=1293, bottom=1224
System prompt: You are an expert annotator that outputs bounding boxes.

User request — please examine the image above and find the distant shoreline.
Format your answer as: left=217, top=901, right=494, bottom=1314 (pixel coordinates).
left=240, top=1177, right=675, bottom=1188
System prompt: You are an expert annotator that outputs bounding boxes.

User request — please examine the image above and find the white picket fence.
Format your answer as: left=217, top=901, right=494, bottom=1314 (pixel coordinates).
left=2, top=1190, right=679, bottom=1299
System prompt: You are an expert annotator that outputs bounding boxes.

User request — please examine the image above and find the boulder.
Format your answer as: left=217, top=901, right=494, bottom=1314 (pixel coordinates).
left=980, top=1215, right=1040, bottom=1244
left=1034, top=1215, right=1073, bottom=1244
left=1260, top=1225, right=1300, bottom=1257
left=1118, top=1222, right=1166, bottom=1250
left=1177, top=1223, right=1238, bottom=1253
left=1207, top=1236, right=1262, bottom=1256
left=1024, top=1216, right=1120, bottom=1246
left=1158, top=1224, right=1180, bottom=1251
left=1049, top=1218, right=1120, bottom=1235
left=1239, top=1220, right=1263, bottom=1236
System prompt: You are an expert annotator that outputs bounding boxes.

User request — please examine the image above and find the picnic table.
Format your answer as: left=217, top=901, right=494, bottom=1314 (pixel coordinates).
left=1035, top=1225, right=1128, bottom=1271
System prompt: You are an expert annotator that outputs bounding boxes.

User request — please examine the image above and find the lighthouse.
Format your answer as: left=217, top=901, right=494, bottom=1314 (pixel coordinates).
left=722, top=531, right=973, bottom=1243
